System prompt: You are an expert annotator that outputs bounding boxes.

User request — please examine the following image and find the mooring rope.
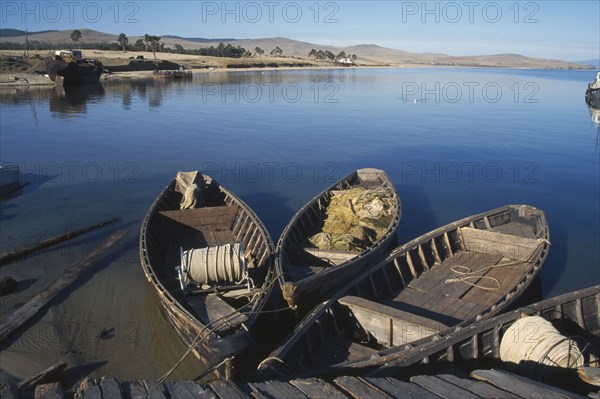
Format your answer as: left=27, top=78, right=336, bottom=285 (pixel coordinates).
left=444, top=238, right=550, bottom=290
left=181, top=242, right=248, bottom=286
left=499, top=315, right=584, bottom=378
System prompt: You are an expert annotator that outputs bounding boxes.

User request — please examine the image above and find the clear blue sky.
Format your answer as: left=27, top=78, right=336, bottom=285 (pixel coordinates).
left=2, top=0, right=599, bottom=61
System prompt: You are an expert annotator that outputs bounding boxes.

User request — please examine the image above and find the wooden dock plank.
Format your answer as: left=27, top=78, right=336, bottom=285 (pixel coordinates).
left=0, top=383, right=18, bottom=399
left=122, top=381, right=149, bottom=399
left=143, top=381, right=167, bottom=399
left=209, top=380, right=250, bottom=399
left=289, top=378, right=349, bottom=399
left=246, top=381, right=307, bottom=399
left=333, top=376, right=390, bottom=399
left=363, top=377, right=439, bottom=399
left=436, top=374, right=521, bottom=399
left=99, top=376, right=124, bottom=399
left=164, top=381, right=215, bottom=399
left=75, top=377, right=102, bottom=399
left=410, top=375, right=480, bottom=399
left=470, top=369, right=586, bottom=399
left=34, top=382, right=64, bottom=399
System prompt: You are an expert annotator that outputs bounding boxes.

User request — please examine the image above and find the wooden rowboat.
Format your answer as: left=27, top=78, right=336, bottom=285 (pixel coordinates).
left=277, top=168, right=401, bottom=310
left=258, top=205, right=550, bottom=379
left=364, top=285, right=600, bottom=396
left=139, top=171, right=274, bottom=380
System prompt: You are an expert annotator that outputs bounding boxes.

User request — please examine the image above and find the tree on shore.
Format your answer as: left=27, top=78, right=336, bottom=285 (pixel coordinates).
left=118, top=33, right=128, bottom=52
left=308, top=49, right=317, bottom=59
left=270, top=46, right=283, bottom=57
left=144, top=34, right=161, bottom=59
left=254, top=47, right=264, bottom=58
left=70, top=30, right=82, bottom=49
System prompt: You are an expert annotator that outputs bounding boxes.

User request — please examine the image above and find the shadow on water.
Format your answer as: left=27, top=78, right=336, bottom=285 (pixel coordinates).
left=10, top=278, right=37, bottom=295
left=538, top=220, right=569, bottom=297
left=61, top=361, right=108, bottom=388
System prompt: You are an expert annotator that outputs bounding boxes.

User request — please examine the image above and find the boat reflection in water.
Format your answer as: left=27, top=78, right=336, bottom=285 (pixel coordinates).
left=49, top=83, right=105, bottom=117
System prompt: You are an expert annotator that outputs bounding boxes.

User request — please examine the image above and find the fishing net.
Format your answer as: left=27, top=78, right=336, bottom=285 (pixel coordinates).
left=309, top=186, right=395, bottom=252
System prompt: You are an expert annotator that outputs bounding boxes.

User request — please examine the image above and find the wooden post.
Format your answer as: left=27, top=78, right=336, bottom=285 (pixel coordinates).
left=0, top=217, right=120, bottom=267
left=0, top=230, right=126, bottom=343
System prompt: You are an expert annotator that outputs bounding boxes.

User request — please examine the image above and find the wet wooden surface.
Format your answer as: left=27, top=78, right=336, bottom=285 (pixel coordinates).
left=5, top=368, right=588, bottom=399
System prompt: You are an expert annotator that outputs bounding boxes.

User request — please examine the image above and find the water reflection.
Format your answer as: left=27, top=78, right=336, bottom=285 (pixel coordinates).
left=49, top=84, right=105, bottom=117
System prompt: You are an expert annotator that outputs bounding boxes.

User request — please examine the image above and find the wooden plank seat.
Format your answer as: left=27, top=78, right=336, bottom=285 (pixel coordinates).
left=186, top=294, right=248, bottom=333
left=339, top=296, right=443, bottom=346
left=286, top=247, right=358, bottom=267
left=158, top=206, right=239, bottom=248
left=460, top=226, right=545, bottom=262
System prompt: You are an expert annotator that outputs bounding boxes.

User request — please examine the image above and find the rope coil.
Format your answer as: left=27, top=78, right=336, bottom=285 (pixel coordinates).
left=500, top=316, right=583, bottom=377
left=181, top=243, right=247, bottom=286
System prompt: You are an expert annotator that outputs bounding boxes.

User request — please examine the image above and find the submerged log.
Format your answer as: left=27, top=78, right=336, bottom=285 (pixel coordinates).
left=0, top=230, right=127, bottom=343
left=0, top=276, right=17, bottom=296
left=0, top=217, right=121, bottom=267
left=17, top=361, right=67, bottom=391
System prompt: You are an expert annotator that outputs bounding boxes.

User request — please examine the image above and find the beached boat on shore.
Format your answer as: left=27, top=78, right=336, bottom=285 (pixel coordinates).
left=139, top=171, right=274, bottom=380
left=258, top=205, right=550, bottom=379
left=45, top=50, right=103, bottom=85
left=276, top=168, right=401, bottom=310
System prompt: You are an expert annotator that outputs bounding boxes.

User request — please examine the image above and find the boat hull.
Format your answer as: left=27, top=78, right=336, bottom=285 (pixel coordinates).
left=45, top=58, right=103, bottom=85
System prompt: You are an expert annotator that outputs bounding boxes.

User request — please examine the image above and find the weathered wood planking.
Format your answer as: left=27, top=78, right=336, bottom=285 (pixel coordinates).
left=460, top=227, right=542, bottom=262
left=339, top=295, right=440, bottom=345
left=17, top=361, right=67, bottom=391
left=164, top=380, right=215, bottom=398
left=121, top=381, right=151, bottom=399
left=363, top=377, right=440, bottom=399
left=0, top=383, right=18, bottom=399
left=159, top=206, right=240, bottom=231
left=246, top=380, right=309, bottom=398
left=410, top=375, right=481, bottom=399
left=436, top=374, right=521, bottom=399
left=209, top=380, right=250, bottom=399
left=333, top=376, right=390, bottom=399
left=186, top=294, right=249, bottom=333
left=470, top=369, right=586, bottom=399
left=34, top=382, right=64, bottom=399
left=289, top=378, right=349, bottom=399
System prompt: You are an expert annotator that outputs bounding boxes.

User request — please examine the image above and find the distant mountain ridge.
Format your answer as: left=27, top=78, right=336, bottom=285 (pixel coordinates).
left=0, top=28, right=58, bottom=37
left=0, top=28, right=593, bottom=70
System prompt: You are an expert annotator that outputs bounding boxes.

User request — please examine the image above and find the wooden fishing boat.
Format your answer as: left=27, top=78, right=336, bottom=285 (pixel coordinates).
left=140, top=171, right=274, bottom=380
left=277, top=168, right=401, bottom=310
left=363, top=285, right=600, bottom=395
left=258, top=205, right=550, bottom=379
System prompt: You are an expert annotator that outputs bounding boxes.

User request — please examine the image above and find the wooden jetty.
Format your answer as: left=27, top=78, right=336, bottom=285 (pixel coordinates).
left=1, top=368, right=589, bottom=399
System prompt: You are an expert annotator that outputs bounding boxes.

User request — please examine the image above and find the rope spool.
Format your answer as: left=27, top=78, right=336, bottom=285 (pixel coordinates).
left=500, top=316, right=583, bottom=378
left=180, top=243, right=247, bottom=286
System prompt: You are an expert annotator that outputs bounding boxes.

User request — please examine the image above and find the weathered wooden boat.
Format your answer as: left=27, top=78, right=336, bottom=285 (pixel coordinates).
left=258, top=205, right=550, bottom=379
left=140, top=171, right=274, bottom=380
left=45, top=50, right=103, bottom=85
left=277, top=168, right=401, bottom=310
left=364, top=285, right=600, bottom=395
left=586, top=71, right=600, bottom=106
left=153, top=69, right=193, bottom=80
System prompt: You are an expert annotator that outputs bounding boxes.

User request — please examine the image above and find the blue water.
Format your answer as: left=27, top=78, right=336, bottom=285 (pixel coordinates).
left=1, top=67, right=599, bottom=381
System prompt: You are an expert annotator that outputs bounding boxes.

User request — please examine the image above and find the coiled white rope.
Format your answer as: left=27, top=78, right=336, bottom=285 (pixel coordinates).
left=500, top=316, right=583, bottom=377
left=181, top=242, right=247, bottom=286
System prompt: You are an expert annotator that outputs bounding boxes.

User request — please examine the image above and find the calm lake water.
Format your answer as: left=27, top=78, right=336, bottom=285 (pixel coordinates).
left=1, top=67, right=599, bottom=384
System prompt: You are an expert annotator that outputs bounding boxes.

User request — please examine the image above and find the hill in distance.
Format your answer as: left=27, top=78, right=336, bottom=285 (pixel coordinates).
left=0, top=28, right=593, bottom=70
